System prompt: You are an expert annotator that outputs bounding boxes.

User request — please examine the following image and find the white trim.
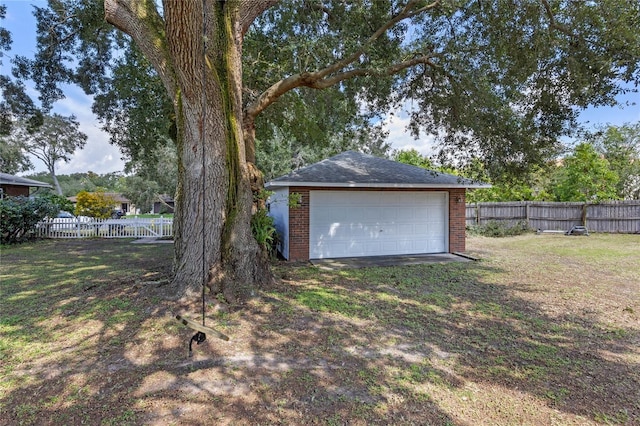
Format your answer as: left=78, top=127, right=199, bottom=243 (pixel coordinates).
left=265, top=181, right=490, bottom=189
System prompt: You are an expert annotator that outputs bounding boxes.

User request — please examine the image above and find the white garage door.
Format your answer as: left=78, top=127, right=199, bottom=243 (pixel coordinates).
left=309, top=191, right=447, bottom=259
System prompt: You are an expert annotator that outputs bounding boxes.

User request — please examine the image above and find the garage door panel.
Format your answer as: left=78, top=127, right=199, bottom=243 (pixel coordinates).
left=396, top=208, right=416, bottom=221
left=376, top=207, right=396, bottom=221
left=397, top=223, right=414, bottom=236
left=366, top=241, right=384, bottom=254
left=412, top=223, right=428, bottom=234
left=310, top=191, right=448, bottom=259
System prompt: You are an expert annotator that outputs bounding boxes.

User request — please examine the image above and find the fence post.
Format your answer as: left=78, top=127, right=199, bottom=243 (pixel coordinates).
left=525, top=202, right=531, bottom=228
left=582, top=203, right=588, bottom=228
left=476, top=203, right=480, bottom=225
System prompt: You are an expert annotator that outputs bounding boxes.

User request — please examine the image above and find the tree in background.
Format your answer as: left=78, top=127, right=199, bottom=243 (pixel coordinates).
left=393, top=148, right=434, bottom=170
left=551, top=142, right=619, bottom=202
left=394, top=148, right=552, bottom=202
left=10, top=114, right=87, bottom=195
left=22, top=0, right=640, bottom=301
left=120, top=142, right=178, bottom=214
left=0, top=136, right=32, bottom=174
left=121, top=176, right=159, bottom=214
left=589, top=123, right=640, bottom=199
left=23, top=171, right=122, bottom=197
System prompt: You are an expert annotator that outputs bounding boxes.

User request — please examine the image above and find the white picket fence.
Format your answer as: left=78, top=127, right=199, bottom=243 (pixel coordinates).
left=35, top=216, right=173, bottom=239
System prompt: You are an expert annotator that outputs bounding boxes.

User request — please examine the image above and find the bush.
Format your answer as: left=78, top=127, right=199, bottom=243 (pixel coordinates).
left=74, top=191, right=115, bottom=219
left=467, top=220, right=530, bottom=238
left=251, top=208, right=277, bottom=257
left=0, top=196, right=59, bottom=244
left=39, top=193, right=74, bottom=213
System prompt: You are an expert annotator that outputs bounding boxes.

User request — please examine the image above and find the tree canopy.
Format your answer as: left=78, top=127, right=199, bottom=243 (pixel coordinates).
left=0, top=5, right=43, bottom=137
left=21, top=1, right=640, bottom=180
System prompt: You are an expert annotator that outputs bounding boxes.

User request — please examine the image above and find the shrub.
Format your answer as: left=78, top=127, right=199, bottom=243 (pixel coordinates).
left=0, top=196, right=59, bottom=244
left=39, top=193, right=74, bottom=213
left=251, top=208, right=277, bottom=257
left=74, top=191, right=115, bottom=219
left=467, top=220, right=530, bottom=238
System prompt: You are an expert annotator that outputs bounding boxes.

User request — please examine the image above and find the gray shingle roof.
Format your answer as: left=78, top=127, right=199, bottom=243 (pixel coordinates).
left=0, top=172, right=52, bottom=188
left=265, top=151, right=489, bottom=189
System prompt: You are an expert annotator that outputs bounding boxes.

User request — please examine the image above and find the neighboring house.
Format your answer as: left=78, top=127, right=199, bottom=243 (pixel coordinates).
left=68, top=192, right=137, bottom=215
left=0, top=172, right=52, bottom=198
left=153, top=195, right=175, bottom=214
left=104, top=193, right=136, bottom=214
left=265, top=151, right=489, bottom=261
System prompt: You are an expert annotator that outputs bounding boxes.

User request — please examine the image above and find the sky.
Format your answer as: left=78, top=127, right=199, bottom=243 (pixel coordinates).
left=2, top=0, right=640, bottom=176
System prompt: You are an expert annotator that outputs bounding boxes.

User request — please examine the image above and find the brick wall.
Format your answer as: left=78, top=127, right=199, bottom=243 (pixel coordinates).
left=287, top=187, right=310, bottom=261
left=448, top=188, right=466, bottom=253
left=286, top=187, right=467, bottom=260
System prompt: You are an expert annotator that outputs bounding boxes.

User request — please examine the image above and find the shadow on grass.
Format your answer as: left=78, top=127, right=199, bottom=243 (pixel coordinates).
left=1, top=239, right=638, bottom=425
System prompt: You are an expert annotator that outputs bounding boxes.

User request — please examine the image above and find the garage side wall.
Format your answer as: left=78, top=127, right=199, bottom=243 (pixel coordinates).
left=287, top=186, right=467, bottom=261
left=267, top=188, right=290, bottom=259
left=448, top=188, right=466, bottom=253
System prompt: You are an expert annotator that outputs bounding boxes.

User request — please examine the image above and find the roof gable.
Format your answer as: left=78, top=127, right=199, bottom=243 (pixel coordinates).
left=265, top=151, right=489, bottom=189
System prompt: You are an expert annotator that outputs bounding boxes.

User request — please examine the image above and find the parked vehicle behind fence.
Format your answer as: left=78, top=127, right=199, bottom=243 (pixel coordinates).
left=38, top=211, right=91, bottom=231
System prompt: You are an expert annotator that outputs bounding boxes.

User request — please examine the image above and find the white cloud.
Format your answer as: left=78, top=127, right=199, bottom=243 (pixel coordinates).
left=382, top=106, right=437, bottom=157
left=28, top=86, right=126, bottom=175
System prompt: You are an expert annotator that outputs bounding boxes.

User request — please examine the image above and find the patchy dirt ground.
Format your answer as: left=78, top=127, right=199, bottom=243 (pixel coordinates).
left=1, top=235, right=638, bottom=425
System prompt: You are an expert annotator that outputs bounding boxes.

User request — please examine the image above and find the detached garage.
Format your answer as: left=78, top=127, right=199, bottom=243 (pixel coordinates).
left=266, top=151, right=488, bottom=261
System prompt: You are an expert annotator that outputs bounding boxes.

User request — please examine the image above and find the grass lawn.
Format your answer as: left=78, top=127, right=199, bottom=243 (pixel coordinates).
left=0, top=234, right=638, bottom=425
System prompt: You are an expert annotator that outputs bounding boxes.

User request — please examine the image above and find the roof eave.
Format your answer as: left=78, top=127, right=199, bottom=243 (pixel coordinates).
left=0, top=180, right=52, bottom=188
left=265, top=181, right=491, bottom=189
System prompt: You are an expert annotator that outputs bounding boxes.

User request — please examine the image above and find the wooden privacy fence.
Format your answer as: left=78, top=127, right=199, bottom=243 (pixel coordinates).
left=35, top=216, right=173, bottom=239
left=466, top=200, right=640, bottom=233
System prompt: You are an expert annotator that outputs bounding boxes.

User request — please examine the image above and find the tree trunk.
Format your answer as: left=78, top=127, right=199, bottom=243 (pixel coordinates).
left=167, top=1, right=271, bottom=303
left=50, top=168, right=63, bottom=195
left=104, top=0, right=274, bottom=303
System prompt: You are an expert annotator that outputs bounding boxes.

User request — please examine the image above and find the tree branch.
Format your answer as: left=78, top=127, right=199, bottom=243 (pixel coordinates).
left=104, top=0, right=176, bottom=97
left=309, top=56, right=440, bottom=89
left=540, top=0, right=574, bottom=37
left=313, top=0, right=439, bottom=82
left=245, top=0, right=441, bottom=120
left=239, top=0, right=279, bottom=36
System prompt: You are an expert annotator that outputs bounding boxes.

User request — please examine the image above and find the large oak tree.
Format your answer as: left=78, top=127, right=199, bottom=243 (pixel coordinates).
left=22, top=0, right=640, bottom=302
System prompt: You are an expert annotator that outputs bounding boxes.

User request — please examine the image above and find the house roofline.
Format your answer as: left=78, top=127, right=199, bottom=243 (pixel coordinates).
left=265, top=181, right=491, bottom=189
left=0, top=174, right=52, bottom=188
